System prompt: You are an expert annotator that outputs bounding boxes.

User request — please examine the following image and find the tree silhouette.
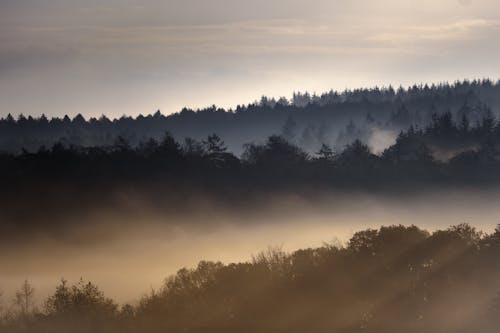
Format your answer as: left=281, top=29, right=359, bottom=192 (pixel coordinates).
left=44, top=278, right=117, bottom=332
left=203, top=134, right=227, bottom=155
left=316, top=143, right=335, bottom=160
left=14, top=280, right=35, bottom=317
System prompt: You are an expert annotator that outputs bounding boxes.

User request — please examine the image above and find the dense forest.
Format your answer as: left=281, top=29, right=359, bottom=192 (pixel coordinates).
left=2, top=110, right=500, bottom=237
left=1, top=108, right=500, bottom=189
left=1, top=79, right=500, bottom=154
left=2, top=224, right=500, bottom=333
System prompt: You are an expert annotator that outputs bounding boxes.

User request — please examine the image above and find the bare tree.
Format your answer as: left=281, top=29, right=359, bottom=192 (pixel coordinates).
left=14, top=280, right=35, bottom=316
left=0, top=288, right=3, bottom=321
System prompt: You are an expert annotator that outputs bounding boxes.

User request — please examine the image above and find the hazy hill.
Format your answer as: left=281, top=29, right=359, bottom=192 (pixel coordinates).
left=2, top=79, right=500, bottom=154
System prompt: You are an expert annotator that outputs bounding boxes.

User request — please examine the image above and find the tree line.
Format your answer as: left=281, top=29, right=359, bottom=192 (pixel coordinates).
left=3, top=223, right=500, bottom=332
left=3, top=112, right=500, bottom=237
left=1, top=79, right=500, bottom=153
left=3, top=109, right=500, bottom=191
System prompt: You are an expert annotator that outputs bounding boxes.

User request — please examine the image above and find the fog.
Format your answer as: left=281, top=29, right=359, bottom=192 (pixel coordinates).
left=368, top=128, right=398, bottom=154
left=1, top=188, right=500, bottom=305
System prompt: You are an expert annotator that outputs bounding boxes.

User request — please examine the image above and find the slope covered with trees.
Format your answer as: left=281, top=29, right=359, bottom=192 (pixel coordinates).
left=3, top=111, right=500, bottom=237
left=2, top=79, right=500, bottom=154
left=2, top=224, right=500, bottom=333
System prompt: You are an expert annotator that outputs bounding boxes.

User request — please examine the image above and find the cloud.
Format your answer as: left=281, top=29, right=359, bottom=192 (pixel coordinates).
left=457, top=0, right=472, bottom=6
left=1, top=0, right=500, bottom=117
left=371, top=19, right=498, bottom=42
left=366, top=18, right=500, bottom=57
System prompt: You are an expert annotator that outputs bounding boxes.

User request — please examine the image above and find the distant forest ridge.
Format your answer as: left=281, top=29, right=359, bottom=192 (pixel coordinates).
left=2, top=79, right=500, bottom=153
left=2, top=111, right=500, bottom=191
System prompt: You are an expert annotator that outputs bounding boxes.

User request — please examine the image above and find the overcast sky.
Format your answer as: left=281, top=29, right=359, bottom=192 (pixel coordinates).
left=1, top=0, right=499, bottom=118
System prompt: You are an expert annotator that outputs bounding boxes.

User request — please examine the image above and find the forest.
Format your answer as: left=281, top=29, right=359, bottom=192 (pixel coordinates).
left=1, top=79, right=500, bottom=154
left=3, top=80, right=500, bottom=333
left=2, top=109, right=500, bottom=193
left=2, top=109, right=500, bottom=240
left=4, top=0, right=500, bottom=331
left=2, top=223, right=500, bottom=333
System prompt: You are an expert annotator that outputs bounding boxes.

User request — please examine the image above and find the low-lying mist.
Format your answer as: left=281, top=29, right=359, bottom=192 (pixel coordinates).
left=2, top=188, right=500, bottom=305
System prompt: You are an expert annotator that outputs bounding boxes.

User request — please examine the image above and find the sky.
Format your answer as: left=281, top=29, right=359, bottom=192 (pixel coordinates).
left=1, top=0, right=500, bottom=118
